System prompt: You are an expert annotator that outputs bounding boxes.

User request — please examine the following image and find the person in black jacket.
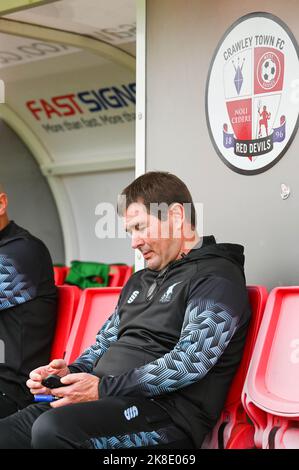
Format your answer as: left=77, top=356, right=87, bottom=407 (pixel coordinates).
left=0, top=172, right=251, bottom=449
left=0, top=185, right=57, bottom=418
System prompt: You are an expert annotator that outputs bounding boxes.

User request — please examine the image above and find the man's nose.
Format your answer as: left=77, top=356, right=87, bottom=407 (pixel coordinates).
left=131, top=232, right=144, bottom=250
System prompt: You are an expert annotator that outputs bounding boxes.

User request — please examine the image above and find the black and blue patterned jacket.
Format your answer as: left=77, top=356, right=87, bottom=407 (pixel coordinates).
left=0, top=221, right=57, bottom=407
left=70, top=236, right=251, bottom=447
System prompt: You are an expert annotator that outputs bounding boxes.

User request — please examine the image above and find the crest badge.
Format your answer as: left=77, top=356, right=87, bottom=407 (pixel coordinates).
left=206, top=13, right=299, bottom=174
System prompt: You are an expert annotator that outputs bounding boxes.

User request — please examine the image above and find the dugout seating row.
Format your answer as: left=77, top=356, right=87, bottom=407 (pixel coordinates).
left=53, top=264, right=133, bottom=287
left=52, top=284, right=299, bottom=449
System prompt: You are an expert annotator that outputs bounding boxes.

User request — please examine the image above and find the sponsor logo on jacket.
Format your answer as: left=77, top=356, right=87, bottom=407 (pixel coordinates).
left=124, top=406, right=139, bottom=421
left=127, top=290, right=140, bottom=304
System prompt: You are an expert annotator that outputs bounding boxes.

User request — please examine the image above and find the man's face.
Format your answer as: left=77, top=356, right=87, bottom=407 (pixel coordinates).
left=0, top=192, right=8, bottom=217
left=125, top=202, right=181, bottom=271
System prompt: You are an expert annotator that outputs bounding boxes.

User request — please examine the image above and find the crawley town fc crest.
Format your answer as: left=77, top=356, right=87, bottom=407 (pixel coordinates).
left=206, top=13, right=299, bottom=174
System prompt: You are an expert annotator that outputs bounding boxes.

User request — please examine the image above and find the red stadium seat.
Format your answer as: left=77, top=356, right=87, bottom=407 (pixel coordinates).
left=226, top=423, right=255, bottom=449
left=51, top=285, right=81, bottom=360
left=53, top=266, right=69, bottom=286
left=202, top=285, right=268, bottom=449
left=64, top=287, right=122, bottom=364
left=108, top=265, right=133, bottom=287
left=242, top=286, right=299, bottom=449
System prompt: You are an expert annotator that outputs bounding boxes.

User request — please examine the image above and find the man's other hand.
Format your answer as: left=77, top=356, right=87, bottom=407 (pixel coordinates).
left=26, top=359, right=70, bottom=395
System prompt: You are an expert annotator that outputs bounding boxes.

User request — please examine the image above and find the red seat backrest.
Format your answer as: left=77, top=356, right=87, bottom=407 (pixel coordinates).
left=224, top=285, right=268, bottom=407
left=64, top=287, right=122, bottom=364
left=51, top=285, right=81, bottom=360
left=108, top=265, right=133, bottom=287
left=53, top=266, right=69, bottom=286
left=244, top=286, right=299, bottom=416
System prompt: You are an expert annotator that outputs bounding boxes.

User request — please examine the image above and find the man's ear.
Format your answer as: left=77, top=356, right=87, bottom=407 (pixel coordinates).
left=170, top=203, right=185, bottom=230
left=0, top=193, right=8, bottom=216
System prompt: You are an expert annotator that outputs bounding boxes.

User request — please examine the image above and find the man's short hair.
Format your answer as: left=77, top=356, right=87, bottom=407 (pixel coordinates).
left=0, top=184, right=5, bottom=194
left=119, top=171, right=196, bottom=228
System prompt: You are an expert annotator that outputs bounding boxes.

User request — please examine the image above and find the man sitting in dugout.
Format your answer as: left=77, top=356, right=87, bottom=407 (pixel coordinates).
left=0, top=172, right=250, bottom=449
left=0, top=184, right=57, bottom=418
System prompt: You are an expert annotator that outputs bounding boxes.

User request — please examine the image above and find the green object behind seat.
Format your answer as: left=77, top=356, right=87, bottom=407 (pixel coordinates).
left=65, top=261, right=110, bottom=289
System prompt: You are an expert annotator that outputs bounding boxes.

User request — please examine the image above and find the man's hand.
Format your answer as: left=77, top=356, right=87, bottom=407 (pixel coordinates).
left=50, top=373, right=100, bottom=408
left=26, top=359, right=70, bottom=396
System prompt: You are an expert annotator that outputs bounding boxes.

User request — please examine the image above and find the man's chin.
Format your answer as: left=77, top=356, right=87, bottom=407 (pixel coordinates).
left=145, top=260, right=155, bottom=270
left=145, top=258, right=157, bottom=270
left=145, top=259, right=163, bottom=271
